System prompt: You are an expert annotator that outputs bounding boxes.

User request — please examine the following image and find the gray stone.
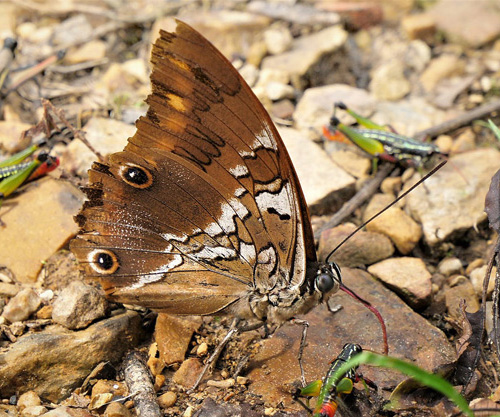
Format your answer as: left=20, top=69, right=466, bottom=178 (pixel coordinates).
left=2, top=289, right=41, bottom=323
left=368, top=257, right=432, bottom=309
left=294, top=84, right=375, bottom=133
left=318, top=223, right=394, bottom=267
left=262, top=25, right=348, bottom=89
left=52, top=281, right=107, bottom=330
left=369, top=61, right=411, bottom=101
left=0, top=311, right=145, bottom=402
left=278, top=126, right=355, bottom=214
left=406, top=148, right=500, bottom=246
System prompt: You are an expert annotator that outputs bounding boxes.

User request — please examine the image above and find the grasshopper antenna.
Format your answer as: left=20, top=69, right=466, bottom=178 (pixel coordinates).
left=325, top=159, right=447, bottom=264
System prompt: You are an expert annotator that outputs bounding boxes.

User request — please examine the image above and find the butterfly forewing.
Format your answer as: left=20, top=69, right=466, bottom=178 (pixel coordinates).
left=71, top=21, right=317, bottom=321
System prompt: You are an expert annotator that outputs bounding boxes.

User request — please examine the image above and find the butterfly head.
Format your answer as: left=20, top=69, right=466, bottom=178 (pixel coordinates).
left=314, top=262, right=342, bottom=298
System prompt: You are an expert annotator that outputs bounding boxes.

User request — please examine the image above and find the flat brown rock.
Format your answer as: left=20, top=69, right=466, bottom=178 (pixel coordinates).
left=0, top=311, right=145, bottom=402
left=246, top=268, right=456, bottom=410
left=0, top=177, right=84, bottom=283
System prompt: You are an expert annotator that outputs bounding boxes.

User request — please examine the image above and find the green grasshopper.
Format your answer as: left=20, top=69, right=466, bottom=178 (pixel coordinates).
left=0, top=143, right=59, bottom=210
left=323, top=102, right=445, bottom=168
left=294, top=343, right=375, bottom=417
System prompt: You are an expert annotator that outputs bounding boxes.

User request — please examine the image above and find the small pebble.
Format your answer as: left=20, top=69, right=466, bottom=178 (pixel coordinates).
left=10, top=321, right=26, bottom=336
left=206, top=378, right=235, bottom=388
left=21, top=405, right=47, bottom=417
left=2, top=289, right=41, bottom=323
left=35, top=305, right=52, bottom=320
left=196, top=342, right=208, bottom=356
left=89, top=393, right=113, bottom=410
left=104, top=401, right=131, bottom=417
left=18, top=391, right=41, bottom=409
left=154, top=374, right=166, bottom=391
left=39, top=289, right=54, bottom=302
left=220, top=370, right=229, bottom=379
left=147, top=356, right=165, bottom=376
left=183, top=406, right=193, bottom=417
left=466, top=258, right=484, bottom=275
left=157, top=391, right=177, bottom=408
left=236, top=376, right=249, bottom=385
left=438, top=257, right=463, bottom=276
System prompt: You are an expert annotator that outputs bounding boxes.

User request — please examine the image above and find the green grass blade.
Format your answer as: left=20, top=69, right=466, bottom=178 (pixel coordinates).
left=329, top=351, right=474, bottom=417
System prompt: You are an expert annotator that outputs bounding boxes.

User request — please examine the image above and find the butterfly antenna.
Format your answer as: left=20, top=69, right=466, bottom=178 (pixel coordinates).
left=325, top=159, right=447, bottom=263
left=339, top=282, right=388, bottom=355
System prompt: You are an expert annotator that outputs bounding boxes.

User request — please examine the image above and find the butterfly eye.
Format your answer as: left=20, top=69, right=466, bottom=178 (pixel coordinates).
left=316, top=272, right=334, bottom=293
left=120, top=164, right=153, bottom=188
left=88, top=249, right=120, bottom=274
left=315, top=263, right=342, bottom=294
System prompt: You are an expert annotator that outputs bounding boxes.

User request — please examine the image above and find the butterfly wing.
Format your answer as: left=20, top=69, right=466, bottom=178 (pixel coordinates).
left=71, top=21, right=316, bottom=317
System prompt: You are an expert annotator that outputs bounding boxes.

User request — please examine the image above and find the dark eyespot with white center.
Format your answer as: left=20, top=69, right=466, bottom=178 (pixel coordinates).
left=119, top=164, right=153, bottom=189
left=88, top=249, right=120, bottom=274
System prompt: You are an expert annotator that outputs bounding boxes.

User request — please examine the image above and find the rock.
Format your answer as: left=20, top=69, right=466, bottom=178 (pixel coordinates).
left=369, top=61, right=411, bottom=101
left=41, top=251, right=81, bottom=291
left=172, top=358, right=203, bottom=388
left=63, top=117, right=135, bottom=177
left=450, top=128, right=476, bottom=154
left=327, top=149, right=371, bottom=179
left=318, top=223, right=394, bottom=267
left=380, top=176, right=402, bottom=196
left=154, top=12, right=270, bottom=60
left=433, top=75, right=477, bottom=109
left=65, top=40, right=107, bottom=65
left=435, top=135, right=453, bottom=154
left=294, top=84, right=376, bottom=133
left=371, top=98, right=448, bottom=138
left=206, top=379, right=235, bottom=388
left=278, top=126, right=355, bottom=214
left=364, top=193, right=422, bottom=254
left=247, top=1, right=340, bottom=26
left=246, top=41, right=268, bottom=67
left=401, top=13, right=436, bottom=41
left=0, top=311, right=145, bottom=402
left=91, top=380, right=126, bottom=397
left=406, top=149, right=500, bottom=246
left=438, top=257, right=463, bottom=276
left=255, top=68, right=290, bottom=89
left=316, top=1, right=383, bottom=29
left=420, top=55, right=465, bottom=92
left=52, top=281, right=107, bottom=330
left=89, top=393, right=113, bottom=410
left=155, top=314, right=202, bottom=366
left=238, top=63, right=259, bottom=88
left=0, top=121, right=32, bottom=152
left=262, top=25, right=348, bottom=89
left=270, top=99, right=294, bottom=120
left=405, top=40, right=432, bottom=73
left=445, top=277, right=480, bottom=318
left=263, top=26, right=292, bottom=55
left=157, top=391, right=177, bottom=409
left=0, top=177, right=83, bottom=283
left=2, top=289, right=41, bottom=323
left=466, top=258, right=484, bottom=275
left=197, top=342, right=208, bottom=357
left=39, top=407, right=77, bottom=417
left=266, top=81, right=295, bottom=101
left=0, top=2, right=16, bottom=38
left=21, top=406, right=47, bottom=417
left=469, top=265, right=496, bottom=297
left=0, top=282, right=19, bottom=297
left=368, top=257, right=432, bottom=310
left=18, top=391, right=41, bottom=409
left=104, top=402, right=131, bottom=417
left=247, top=268, right=456, bottom=409
left=429, top=0, right=500, bottom=47
left=51, top=15, right=93, bottom=47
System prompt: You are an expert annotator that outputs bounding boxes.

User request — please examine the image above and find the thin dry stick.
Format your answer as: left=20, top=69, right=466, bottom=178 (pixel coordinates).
left=123, top=351, right=161, bottom=417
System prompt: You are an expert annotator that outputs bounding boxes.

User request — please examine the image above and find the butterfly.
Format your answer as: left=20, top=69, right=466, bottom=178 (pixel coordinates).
left=70, top=20, right=342, bottom=357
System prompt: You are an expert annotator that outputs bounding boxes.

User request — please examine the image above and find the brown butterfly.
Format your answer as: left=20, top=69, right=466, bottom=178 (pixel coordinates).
left=70, top=20, right=342, bottom=378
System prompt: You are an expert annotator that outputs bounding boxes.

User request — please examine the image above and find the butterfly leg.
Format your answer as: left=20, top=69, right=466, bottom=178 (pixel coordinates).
left=187, top=318, right=240, bottom=393
left=291, top=318, right=309, bottom=387
left=326, top=299, right=343, bottom=314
